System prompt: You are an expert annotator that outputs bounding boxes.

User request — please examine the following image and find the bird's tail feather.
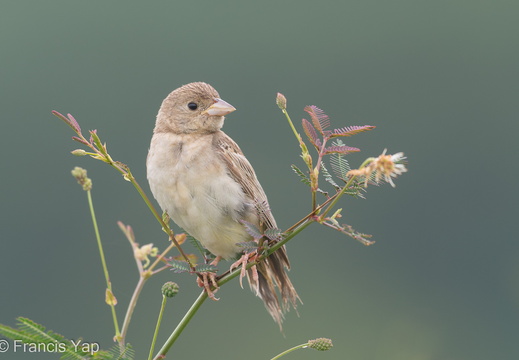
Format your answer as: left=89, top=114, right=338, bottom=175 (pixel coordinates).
left=247, top=246, right=301, bottom=330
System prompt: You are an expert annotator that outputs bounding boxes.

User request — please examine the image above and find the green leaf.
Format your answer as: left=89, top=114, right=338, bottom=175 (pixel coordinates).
left=184, top=231, right=206, bottom=257
left=0, top=317, right=108, bottom=360
left=343, top=181, right=367, bottom=199
left=240, top=220, right=263, bottom=240
left=329, top=140, right=351, bottom=180
left=291, top=164, right=311, bottom=187
left=104, top=344, right=134, bottom=360
left=237, top=241, right=259, bottom=253
left=320, top=163, right=340, bottom=190
left=18, top=317, right=64, bottom=343
left=195, top=264, right=218, bottom=273
left=168, top=259, right=191, bottom=273
left=264, top=228, right=283, bottom=241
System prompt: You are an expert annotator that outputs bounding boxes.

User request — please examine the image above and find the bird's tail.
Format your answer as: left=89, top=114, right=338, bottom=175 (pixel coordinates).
left=247, top=245, right=301, bottom=330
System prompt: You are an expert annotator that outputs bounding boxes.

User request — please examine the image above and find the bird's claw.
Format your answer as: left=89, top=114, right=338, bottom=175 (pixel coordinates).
left=230, top=252, right=259, bottom=289
left=197, top=271, right=219, bottom=301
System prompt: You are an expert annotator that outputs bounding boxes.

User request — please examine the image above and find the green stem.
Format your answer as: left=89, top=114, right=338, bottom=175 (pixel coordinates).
left=86, top=190, right=120, bottom=338
left=153, top=291, right=208, bottom=360
left=80, top=130, right=193, bottom=271
left=282, top=108, right=299, bottom=141
left=218, top=218, right=313, bottom=286
left=283, top=189, right=339, bottom=234
left=148, top=296, right=167, bottom=360
left=270, top=343, right=308, bottom=360
left=153, top=219, right=314, bottom=359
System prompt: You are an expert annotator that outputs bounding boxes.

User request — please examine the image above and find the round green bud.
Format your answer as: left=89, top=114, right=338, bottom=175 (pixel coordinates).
left=161, top=281, right=179, bottom=298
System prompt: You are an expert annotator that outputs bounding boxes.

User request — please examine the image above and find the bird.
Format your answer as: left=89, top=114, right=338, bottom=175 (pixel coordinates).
left=146, top=82, right=299, bottom=328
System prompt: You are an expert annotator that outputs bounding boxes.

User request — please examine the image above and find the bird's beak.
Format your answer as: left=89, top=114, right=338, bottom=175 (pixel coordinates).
left=202, top=98, right=236, bottom=116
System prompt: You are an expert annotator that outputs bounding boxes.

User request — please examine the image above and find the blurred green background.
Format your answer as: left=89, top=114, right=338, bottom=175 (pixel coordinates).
left=1, top=1, right=518, bottom=359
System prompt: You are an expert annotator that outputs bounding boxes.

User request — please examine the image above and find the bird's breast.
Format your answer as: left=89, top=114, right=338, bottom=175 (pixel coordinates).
left=147, top=133, right=253, bottom=259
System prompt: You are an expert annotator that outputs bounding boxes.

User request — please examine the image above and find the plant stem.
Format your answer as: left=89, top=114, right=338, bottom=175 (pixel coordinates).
left=218, top=218, right=313, bottom=285
left=153, top=291, right=208, bottom=360
left=120, top=171, right=195, bottom=271
left=86, top=189, right=120, bottom=338
left=270, top=343, right=308, bottom=360
left=153, top=218, right=313, bottom=359
left=119, top=229, right=175, bottom=347
left=319, top=157, right=373, bottom=219
left=149, top=242, right=177, bottom=272
left=120, top=275, right=147, bottom=346
left=148, top=296, right=167, bottom=360
left=282, top=108, right=299, bottom=141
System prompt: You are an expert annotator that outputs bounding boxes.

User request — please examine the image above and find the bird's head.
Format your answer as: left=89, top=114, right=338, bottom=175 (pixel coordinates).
left=155, top=82, right=236, bottom=134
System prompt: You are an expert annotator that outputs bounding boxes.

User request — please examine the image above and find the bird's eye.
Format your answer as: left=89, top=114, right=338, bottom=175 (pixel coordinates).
left=187, top=102, right=198, bottom=110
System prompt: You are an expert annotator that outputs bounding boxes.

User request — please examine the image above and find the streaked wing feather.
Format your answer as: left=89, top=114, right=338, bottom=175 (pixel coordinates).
left=213, top=131, right=277, bottom=230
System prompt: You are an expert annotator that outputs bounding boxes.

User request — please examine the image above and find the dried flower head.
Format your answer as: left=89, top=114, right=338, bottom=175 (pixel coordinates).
left=348, top=150, right=407, bottom=187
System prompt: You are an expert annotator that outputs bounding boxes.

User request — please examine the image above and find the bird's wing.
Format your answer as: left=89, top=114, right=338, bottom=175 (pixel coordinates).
left=213, top=131, right=277, bottom=230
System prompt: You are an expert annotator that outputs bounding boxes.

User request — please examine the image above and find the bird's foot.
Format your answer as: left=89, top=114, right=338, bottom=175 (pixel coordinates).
left=195, top=256, right=221, bottom=300
left=230, top=252, right=259, bottom=289
left=196, top=271, right=220, bottom=301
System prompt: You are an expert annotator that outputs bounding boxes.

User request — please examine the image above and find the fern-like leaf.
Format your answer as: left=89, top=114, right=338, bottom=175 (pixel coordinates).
left=18, top=318, right=65, bottom=343
left=330, top=125, right=376, bottom=138
left=168, top=259, right=191, bottom=273
left=338, top=224, right=375, bottom=246
left=317, top=188, right=329, bottom=196
left=343, top=181, right=367, bottom=199
left=330, top=151, right=350, bottom=181
left=105, top=344, right=134, bottom=360
left=320, top=163, right=340, bottom=189
left=195, top=264, right=218, bottom=273
left=323, top=145, right=360, bottom=155
left=291, top=164, right=311, bottom=187
left=237, top=241, right=259, bottom=253
left=264, top=228, right=283, bottom=241
left=240, top=220, right=263, bottom=240
left=302, top=118, right=320, bottom=148
left=0, top=317, right=109, bottom=360
left=184, top=231, right=206, bottom=257
left=0, top=323, right=38, bottom=344
left=52, top=110, right=81, bottom=134
left=304, top=105, right=330, bottom=135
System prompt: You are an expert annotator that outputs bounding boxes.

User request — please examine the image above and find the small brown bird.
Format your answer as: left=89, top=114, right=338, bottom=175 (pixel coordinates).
left=147, top=82, right=299, bottom=327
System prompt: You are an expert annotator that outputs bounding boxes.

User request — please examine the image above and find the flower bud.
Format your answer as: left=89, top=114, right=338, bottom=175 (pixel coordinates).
left=276, top=93, right=287, bottom=110
left=307, top=338, right=333, bottom=351
left=71, top=149, right=87, bottom=156
left=71, top=166, right=92, bottom=191
left=161, top=281, right=180, bottom=298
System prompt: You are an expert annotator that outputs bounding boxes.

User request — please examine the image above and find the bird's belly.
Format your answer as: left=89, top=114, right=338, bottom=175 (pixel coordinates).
left=148, top=152, right=252, bottom=259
